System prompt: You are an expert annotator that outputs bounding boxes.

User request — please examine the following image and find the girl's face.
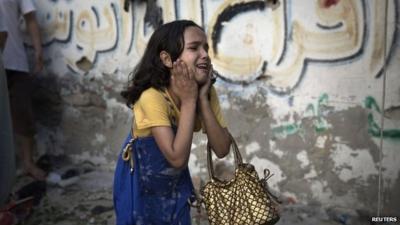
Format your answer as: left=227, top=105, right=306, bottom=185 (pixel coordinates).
left=178, top=26, right=211, bottom=85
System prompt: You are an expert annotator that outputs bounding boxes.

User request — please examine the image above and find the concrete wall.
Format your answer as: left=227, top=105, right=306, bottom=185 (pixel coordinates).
left=28, top=0, right=399, bottom=214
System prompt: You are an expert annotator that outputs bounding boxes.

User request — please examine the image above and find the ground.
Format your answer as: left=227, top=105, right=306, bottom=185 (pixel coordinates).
left=6, top=161, right=379, bottom=225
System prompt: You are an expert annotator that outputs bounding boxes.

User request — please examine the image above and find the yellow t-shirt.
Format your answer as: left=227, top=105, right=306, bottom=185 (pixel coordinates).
left=133, top=86, right=226, bottom=137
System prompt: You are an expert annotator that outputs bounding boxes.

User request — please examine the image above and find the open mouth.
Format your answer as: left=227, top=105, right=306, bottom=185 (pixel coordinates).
left=196, top=63, right=209, bottom=73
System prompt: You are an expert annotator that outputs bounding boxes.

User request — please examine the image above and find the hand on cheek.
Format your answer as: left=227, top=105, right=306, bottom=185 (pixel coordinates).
left=199, top=64, right=213, bottom=100
left=171, top=59, right=198, bottom=104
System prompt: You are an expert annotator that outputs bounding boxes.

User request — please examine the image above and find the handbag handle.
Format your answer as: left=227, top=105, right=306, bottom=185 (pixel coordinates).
left=206, top=133, right=243, bottom=181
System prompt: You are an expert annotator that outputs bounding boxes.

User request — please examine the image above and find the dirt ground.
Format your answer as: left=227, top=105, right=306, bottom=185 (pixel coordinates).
left=8, top=162, right=378, bottom=225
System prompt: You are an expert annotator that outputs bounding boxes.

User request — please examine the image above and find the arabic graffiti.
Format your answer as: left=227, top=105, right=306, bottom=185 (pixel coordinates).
left=34, top=0, right=398, bottom=94
left=272, top=93, right=332, bottom=139
left=365, top=96, right=400, bottom=139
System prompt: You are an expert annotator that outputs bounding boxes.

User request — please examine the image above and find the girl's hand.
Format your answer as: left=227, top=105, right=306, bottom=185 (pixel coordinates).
left=199, top=64, right=213, bottom=101
left=171, top=59, right=198, bottom=104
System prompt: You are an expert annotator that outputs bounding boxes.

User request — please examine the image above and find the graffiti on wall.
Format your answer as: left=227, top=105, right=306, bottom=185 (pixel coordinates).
left=364, top=96, right=400, bottom=139
left=35, top=0, right=134, bottom=73
left=34, top=0, right=398, bottom=94
left=207, top=0, right=398, bottom=94
left=272, top=94, right=400, bottom=140
left=272, top=93, right=332, bottom=139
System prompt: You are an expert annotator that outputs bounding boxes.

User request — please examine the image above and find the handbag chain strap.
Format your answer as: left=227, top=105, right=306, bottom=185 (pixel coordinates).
left=206, top=133, right=243, bottom=181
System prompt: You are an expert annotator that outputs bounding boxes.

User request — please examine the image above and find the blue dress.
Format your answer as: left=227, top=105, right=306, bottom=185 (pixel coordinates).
left=113, top=132, right=194, bottom=225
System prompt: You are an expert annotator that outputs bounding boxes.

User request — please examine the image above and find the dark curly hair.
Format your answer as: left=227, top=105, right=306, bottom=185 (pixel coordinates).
left=121, top=20, right=203, bottom=107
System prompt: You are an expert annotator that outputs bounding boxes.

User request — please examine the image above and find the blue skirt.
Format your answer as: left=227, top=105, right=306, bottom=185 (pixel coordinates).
left=113, top=133, right=194, bottom=225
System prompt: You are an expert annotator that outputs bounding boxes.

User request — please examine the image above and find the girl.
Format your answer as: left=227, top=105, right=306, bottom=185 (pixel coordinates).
left=113, top=20, right=231, bottom=225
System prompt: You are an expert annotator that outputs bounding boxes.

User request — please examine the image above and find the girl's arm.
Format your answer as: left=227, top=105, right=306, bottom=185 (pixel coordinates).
left=198, top=69, right=231, bottom=158
left=152, top=101, right=196, bottom=169
left=152, top=60, right=198, bottom=169
left=198, top=94, right=231, bottom=158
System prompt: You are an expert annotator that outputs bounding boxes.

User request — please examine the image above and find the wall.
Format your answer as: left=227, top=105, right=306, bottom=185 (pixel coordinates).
left=28, top=0, right=399, bottom=214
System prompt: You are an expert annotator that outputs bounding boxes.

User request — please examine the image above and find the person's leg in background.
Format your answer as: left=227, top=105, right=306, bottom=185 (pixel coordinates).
left=0, top=55, right=15, bottom=208
left=6, top=70, right=46, bottom=181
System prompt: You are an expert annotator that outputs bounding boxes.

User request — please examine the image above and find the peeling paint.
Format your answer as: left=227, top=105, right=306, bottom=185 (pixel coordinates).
left=91, top=133, right=106, bottom=145
left=330, top=144, right=378, bottom=183
left=310, top=180, right=333, bottom=203
left=245, top=141, right=261, bottom=155
left=315, top=135, right=328, bottom=148
left=270, top=141, right=285, bottom=158
left=249, top=157, right=285, bottom=191
left=385, top=105, right=400, bottom=120
left=304, top=166, right=318, bottom=179
left=296, top=150, right=310, bottom=168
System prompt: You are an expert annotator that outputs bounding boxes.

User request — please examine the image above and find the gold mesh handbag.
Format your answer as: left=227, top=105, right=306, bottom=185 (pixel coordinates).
left=200, top=134, right=280, bottom=225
